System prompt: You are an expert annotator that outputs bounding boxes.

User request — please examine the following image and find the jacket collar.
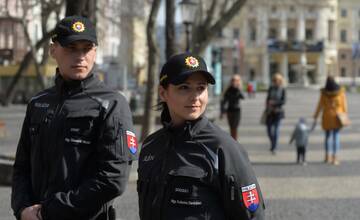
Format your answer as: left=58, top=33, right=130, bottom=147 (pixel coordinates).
left=321, top=87, right=344, bottom=96
left=165, top=116, right=209, bottom=140
left=55, top=68, right=99, bottom=95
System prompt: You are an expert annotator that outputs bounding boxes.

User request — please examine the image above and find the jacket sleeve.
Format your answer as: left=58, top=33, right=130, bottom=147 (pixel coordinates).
left=274, top=88, right=286, bottom=107
left=220, top=90, right=229, bottom=114
left=238, top=90, right=245, bottom=100
left=11, top=105, right=34, bottom=220
left=342, top=90, right=348, bottom=113
left=41, top=96, right=138, bottom=219
left=314, top=92, right=324, bottom=119
left=219, top=140, right=265, bottom=220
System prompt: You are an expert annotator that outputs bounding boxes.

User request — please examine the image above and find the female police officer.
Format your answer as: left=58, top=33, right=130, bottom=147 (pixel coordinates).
left=137, top=53, right=265, bottom=220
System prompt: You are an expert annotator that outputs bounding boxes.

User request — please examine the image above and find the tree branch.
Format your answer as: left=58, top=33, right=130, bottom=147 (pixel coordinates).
left=202, top=0, right=217, bottom=30
left=193, top=0, right=247, bottom=54
left=141, top=0, right=162, bottom=140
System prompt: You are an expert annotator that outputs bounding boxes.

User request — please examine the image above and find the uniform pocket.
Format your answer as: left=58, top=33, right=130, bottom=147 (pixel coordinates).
left=166, top=167, right=207, bottom=208
left=164, top=167, right=224, bottom=220
left=65, top=110, right=99, bottom=148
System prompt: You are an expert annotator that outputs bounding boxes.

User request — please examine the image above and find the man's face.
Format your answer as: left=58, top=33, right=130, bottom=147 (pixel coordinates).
left=50, top=40, right=97, bottom=81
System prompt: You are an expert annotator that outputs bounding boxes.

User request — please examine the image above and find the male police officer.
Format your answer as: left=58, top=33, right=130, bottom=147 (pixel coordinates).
left=11, top=16, right=138, bottom=220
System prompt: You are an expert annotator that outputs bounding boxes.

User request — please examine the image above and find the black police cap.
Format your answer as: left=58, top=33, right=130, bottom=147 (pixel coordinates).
left=159, top=53, right=215, bottom=86
left=52, top=15, right=98, bottom=47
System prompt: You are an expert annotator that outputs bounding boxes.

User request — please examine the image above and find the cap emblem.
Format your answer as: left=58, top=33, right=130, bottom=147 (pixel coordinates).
left=72, top=21, right=85, bottom=32
left=185, top=56, right=199, bottom=68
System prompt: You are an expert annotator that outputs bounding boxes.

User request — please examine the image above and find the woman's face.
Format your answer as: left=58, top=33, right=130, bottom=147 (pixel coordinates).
left=159, top=72, right=209, bottom=126
left=231, top=75, right=241, bottom=87
left=273, top=77, right=282, bottom=86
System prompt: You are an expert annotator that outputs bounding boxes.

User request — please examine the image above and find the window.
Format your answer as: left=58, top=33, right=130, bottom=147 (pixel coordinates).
left=248, top=19, right=257, bottom=42
left=340, top=54, right=346, bottom=60
left=233, top=65, right=239, bottom=74
left=289, top=6, right=295, bottom=12
left=341, top=8, right=347, bottom=17
left=340, top=30, right=347, bottom=43
left=250, top=28, right=256, bottom=42
left=287, top=28, right=295, bottom=41
left=271, top=6, right=277, bottom=13
left=341, top=67, right=346, bottom=77
left=306, top=29, right=313, bottom=41
left=233, top=28, right=240, bottom=39
left=217, top=30, right=223, bottom=38
left=269, top=28, right=278, bottom=39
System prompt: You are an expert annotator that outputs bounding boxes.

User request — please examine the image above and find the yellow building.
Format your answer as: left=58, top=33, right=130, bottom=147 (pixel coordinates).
left=337, top=0, right=360, bottom=85
left=221, top=0, right=339, bottom=86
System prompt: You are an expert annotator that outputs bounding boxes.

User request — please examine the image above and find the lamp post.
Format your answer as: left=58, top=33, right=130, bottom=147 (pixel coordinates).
left=179, top=0, right=198, bottom=52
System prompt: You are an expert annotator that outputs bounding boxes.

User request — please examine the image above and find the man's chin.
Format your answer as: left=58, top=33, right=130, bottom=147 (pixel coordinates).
left=69, top=71, right=90, bottom=80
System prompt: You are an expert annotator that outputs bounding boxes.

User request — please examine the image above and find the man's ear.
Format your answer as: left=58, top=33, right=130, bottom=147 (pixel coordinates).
left=158, top=86, right=167, bottom=102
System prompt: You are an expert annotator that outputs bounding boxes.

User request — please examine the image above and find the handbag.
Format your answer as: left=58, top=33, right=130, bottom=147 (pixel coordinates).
left=337, top=112, right=351, bottom=127
left=260, top=110, right=267, bottom=125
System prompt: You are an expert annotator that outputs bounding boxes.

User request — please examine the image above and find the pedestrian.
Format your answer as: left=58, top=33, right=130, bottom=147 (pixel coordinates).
left=137, top=53, right=265, bottom=220
left=265, top=73, right=286, bottom=154
left=313, top=76, right=348, bottom=165
left=289, top=117, right=310, bottom=165
left=247, top=81, right=256, bottom=98
left=220, top=74, right=245, bottom=140
left=11, top=16, right=138, bottom=220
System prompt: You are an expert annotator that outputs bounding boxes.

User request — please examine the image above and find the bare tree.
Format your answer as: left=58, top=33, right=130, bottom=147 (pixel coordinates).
left=139, top=0, right=249, bottom=139
left=1, top=0, right=98, bottom=106
left=140, top=0, right=162, bottom=141
left=192, top=0, right=247, bottom=54
left=165, top=0, right=176, bottom=58
left=40, top=0, right=65, bottom=65
left=2, top=0, right=64, bottom=105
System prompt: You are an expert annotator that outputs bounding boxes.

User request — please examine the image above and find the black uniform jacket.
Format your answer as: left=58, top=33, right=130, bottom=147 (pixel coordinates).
left=11, top=72, right=138, bottom=220
left=137, top=116, right=265, bottom=220
left=221, top=86, right=244, bottom=113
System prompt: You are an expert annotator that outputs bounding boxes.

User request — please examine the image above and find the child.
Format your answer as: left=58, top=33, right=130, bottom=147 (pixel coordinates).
left=289, top=117, right=310, bottom=165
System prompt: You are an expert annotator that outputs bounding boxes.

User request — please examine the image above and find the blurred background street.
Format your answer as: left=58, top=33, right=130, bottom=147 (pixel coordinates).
left=1, top=89, right=360, bottom=220
left=1, top=0, right=360, bottom=219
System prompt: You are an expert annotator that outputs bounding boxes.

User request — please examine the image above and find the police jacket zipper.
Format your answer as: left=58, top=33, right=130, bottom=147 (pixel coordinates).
left=43, top=92, right=65, bottom=199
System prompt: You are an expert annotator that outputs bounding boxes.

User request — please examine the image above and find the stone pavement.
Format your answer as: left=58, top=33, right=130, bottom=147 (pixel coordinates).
left=0, top=88, right=360, bottom=219
left=237, top=88, right=360, bottom=220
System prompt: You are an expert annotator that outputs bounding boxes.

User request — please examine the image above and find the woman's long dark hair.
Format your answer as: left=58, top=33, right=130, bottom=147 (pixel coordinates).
left=157, top=83, right=171, bottom=124
left=324, top=76, right=340, bottom=92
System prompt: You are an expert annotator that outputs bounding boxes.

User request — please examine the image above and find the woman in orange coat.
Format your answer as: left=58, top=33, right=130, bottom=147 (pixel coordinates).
left=313, top=76, right=348, bottom=165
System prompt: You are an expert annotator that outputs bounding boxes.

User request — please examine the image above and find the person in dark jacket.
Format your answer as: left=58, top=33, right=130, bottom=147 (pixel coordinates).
left=265, top=73, right=286, bottom=154
left=220, top=74, right=245, bottom=140
left=137, top=53, right=265, bottom=220
left=11, top=16, right=138, bottom=220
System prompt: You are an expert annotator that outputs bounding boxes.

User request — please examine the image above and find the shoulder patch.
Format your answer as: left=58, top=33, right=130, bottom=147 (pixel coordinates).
left=241, top=184, right=260, bottom=212
left=126, top=130, right=138, bottom=155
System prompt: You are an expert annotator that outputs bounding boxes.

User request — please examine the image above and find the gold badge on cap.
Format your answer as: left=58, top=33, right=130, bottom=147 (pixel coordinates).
left=185, top=56, right=199, bottom=68
left=72, top=21, right=85, bottom=32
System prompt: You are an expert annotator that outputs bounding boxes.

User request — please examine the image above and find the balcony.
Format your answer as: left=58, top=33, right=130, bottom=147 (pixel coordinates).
left=267, top=39, right=324, bottom=53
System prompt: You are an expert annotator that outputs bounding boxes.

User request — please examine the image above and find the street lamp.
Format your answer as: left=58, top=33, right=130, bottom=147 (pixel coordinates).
left=179, top=0, right=198, bottom=52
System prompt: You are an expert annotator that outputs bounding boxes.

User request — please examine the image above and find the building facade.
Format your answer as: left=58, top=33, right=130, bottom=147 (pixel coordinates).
left=220, top=0, right=339, bottom=86
left=337, top=0, right=360, bottom=85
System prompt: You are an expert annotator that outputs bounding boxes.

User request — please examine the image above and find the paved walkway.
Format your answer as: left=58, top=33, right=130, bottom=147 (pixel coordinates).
left=235, top=89, right=360, bottom=220
left=1, top=88, right=360, bottom=219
